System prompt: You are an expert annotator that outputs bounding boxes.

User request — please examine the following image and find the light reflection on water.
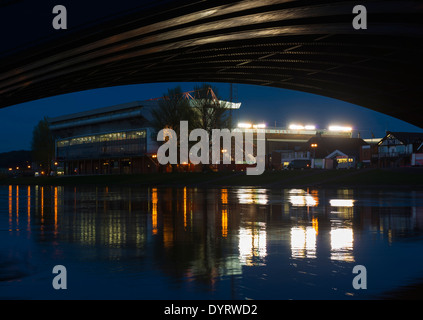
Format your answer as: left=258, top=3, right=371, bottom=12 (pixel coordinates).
left=1, top=185, right=423, bottom=299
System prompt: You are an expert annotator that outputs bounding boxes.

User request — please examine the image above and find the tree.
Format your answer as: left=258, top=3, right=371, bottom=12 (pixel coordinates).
left=191, top=84, right=232, bottom=133
left=31, top=117, right=55, bottom=174
left=189, top=84, right=234, bottom=170
left=150, top=86, right=196, bottom=134
left=150, top=84, right=233, bottom=171
left=150, top=86, right=197, bottom=171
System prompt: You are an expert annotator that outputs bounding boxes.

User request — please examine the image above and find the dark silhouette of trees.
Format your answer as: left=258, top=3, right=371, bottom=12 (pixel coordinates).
left=31, top=117, right=55, bottom=174
left=150, top=84, right=233, bottom=172
left=150, top=86, right=196, bottom=134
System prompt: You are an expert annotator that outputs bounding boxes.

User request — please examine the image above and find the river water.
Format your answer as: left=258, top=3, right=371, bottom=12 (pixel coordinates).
left=1, top=185, right=423, bottom=300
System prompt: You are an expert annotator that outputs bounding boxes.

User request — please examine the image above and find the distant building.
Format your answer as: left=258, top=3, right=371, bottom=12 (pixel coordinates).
left=305, top=136, right=368, bottom=169
left=0, top=150, right=33, bottom=176
left=258, top=127, right=352, bottom=169
left=375, top=131, right=423, bottom=167
left=48, top=98, right=242, bottom=175
left=48, top=101, right=160, bottom=175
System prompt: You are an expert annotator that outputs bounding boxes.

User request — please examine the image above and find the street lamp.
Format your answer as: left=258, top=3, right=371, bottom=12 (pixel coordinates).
left=311, top=143, right=318, bottom=167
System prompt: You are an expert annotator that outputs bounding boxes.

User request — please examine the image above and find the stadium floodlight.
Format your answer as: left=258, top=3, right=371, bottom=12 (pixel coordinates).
left=238, top=123, right=252, bottom=129
left=253, top=123, right=266, bottom=129
left=328, top=125, right=352, bottom=132
left=304, top=125, right=316, bottom=130
left=289, top=124, right=305, bottom=130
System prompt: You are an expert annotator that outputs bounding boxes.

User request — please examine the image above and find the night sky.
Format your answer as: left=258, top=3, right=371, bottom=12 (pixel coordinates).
left=0, top=81, right=422, bottom=153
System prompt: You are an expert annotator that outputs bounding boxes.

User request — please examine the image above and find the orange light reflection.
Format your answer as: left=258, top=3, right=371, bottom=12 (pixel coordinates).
left=152, top=188, right=158, bottom=235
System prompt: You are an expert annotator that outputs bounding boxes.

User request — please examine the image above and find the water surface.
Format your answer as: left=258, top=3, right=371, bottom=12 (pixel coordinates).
left=1, top=185, right=423, bottom=299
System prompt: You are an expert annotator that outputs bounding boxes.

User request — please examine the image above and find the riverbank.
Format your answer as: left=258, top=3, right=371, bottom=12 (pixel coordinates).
left=1, top=167, right=423, bottom=188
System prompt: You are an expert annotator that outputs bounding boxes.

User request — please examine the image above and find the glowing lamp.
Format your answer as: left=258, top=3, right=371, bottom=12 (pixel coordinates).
left=329, top=125, right=352, bottom=132
left=238, top=123, right=252, bottom=129
left=289, top=124, right=304, bottom=130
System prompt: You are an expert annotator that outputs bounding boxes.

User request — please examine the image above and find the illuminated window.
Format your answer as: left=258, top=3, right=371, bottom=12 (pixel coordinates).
left=57, top=129, right=146, bottom=147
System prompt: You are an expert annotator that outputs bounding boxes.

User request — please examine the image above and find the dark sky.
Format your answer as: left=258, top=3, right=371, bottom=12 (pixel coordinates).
left=0, top=82, right=422, bottom=153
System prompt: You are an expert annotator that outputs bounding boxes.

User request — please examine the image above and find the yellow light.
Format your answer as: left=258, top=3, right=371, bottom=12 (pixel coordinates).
left=16, top=167, right=19, bottom=170
left=311, top=143, right=318, bottom=148
left=184, top=187, right=187, bottom=229
left=288, top=189, right=318, bottom=207
left=152, top=188, right=158, bottom=235
left=221, top=208, right=228, bottom=238
left=152, top=154, right=157, bottom=158
left=54, top=187, right=58, bottom=234
left=337, top=158, right=354, bottom=163
left=237, top=188, right=268, bottom=205
left=8, top=185, right=12, bottom=226
left=15, top=185, right=19, bottom=227
left=27, top=165, right=31, bottom=169
left=221, top=189, right=228, bottom=205
left=221, top=189, right=228, bottom=238
left=330, top=199, right=355, bottom=207
left=253, top=123, right=266, bottom=129
left=27, top=186, right=31, bottom=228
left=8, top=168, right=12, bottom=171
left=312, top=217, right=318, bottom=235
left=41, top=187, right=44, bottom=224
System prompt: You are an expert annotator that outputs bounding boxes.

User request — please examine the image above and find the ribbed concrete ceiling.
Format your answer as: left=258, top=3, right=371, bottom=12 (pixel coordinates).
left=0, top=0, right=422, bottom=127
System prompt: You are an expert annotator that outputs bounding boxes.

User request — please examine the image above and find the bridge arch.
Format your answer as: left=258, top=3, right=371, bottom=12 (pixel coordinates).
left=0, top=0, right=422, bottom=127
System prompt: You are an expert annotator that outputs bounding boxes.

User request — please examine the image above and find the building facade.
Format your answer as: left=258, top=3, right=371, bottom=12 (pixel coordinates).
left=48, top=101, right=160, bottom=175
left=374, top=131, right=423, bottom=167
left=305, top=136, right=368, bottom=169
left=261, top=129, right=356, bottom=169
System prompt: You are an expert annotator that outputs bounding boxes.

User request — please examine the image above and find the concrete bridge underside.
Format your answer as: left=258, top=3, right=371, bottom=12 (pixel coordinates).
left=0, top=0, right=422, bottom=127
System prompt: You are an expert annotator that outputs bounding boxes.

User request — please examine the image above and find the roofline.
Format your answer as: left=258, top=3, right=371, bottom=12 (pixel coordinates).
left=382, top=131, right=423, bottom=144
left=47, top=101, right=157, bottom=124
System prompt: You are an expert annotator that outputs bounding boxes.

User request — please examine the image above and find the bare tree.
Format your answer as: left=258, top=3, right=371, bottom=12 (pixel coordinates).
left=191, top=84, right=232, bottom=133
left=150, top=86, right=196, bottom=134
